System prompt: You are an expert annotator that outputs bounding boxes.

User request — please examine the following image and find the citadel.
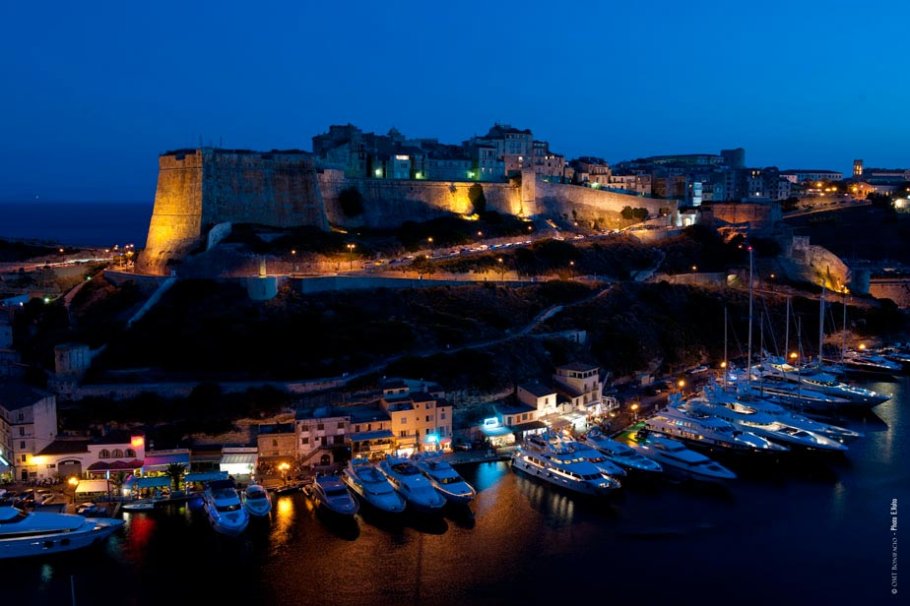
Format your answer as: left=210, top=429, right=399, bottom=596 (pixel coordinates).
left=139, top=123, right=691, bottom=274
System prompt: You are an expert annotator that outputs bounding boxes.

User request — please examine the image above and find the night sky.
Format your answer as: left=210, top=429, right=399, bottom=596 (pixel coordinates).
left=2, top=0, right=908, bottom=202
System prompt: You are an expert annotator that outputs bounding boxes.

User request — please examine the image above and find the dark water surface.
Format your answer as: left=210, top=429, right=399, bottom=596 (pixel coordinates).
left=0, top=202, right=152, bottom=248
left=3, top=378, right=908, bottom=606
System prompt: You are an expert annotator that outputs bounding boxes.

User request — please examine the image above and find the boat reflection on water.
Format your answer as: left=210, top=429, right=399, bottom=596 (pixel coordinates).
left=513, top=474, right=576, bottom=528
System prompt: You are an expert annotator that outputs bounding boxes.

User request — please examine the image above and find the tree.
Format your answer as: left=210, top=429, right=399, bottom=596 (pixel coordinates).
left=468, top=183, right=487, bottom=214
left=165, top=463, right=186, bottom=491
left=339, top=187, right=365, bottom=217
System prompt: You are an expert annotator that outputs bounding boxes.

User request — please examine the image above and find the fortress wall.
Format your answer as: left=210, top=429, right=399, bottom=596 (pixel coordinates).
left=707, top=202, right=781, bottom=228
left=535, top=181, right=677, bottom=227
left=869, top=279, right=910, bottom=307
left=137, top=151, right=204, bottom=274
left=139, top=149, right=327, bottom=274
left=201, top=150, right=327, bottom=229
left=319, top=174, right=522, bottom=228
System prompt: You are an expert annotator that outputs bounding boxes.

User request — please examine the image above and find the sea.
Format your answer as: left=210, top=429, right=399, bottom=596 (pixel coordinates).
left=2, top=377, right=907, bottom=606
left=0, top=202, right=153, bottom=248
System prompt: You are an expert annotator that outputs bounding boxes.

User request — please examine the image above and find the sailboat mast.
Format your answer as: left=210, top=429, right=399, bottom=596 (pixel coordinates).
left=784, top=296, right=790, bottom=361
left=841, top=289, right=848, bottom=363
left=818, top=286, right=826, bottom=367
left=747, top=246, right=753, bottom=386
left=723, top=306, right=728, bottom=390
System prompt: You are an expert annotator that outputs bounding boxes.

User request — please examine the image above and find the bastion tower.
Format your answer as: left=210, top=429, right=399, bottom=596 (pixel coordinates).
left=138, top=148, right=327, bottom=275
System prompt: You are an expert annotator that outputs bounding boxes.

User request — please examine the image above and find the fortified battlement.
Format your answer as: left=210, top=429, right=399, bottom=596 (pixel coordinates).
left=139, top=148, right=678, bottom=275
left=139, top=148, right=327, bottom=274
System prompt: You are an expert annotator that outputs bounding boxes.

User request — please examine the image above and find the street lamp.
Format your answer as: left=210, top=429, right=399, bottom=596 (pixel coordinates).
left=67, top=476, right=79, bottom=506
left=630, top=402, right=640, bottom=421
left=677, top=379, right=686, bottom=393
left=278, top=462, right=290, bottom=484
left=497, top=257, right=505, bottom=281
left=720, top=361, right=728, bottom=389
left=427, top=237, right=434, bottom=245
left=346, top=243, right=356, bottom=270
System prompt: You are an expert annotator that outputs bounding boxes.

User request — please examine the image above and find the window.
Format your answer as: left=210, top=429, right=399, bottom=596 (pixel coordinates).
left=112, top=449, right=124, bottom=458
left=354, top=425, right=361, bottom=433
left=99, top=449, right=111, bottom=459
left=19, top=427, right=24, bottom=436
left=399, top=430, right=407, bottom=438
left=125, top=449, right=135, bottom=458
left=440, top=412, right=446, bottom=420
left=21, top=455, right=26, bottom=462
left=301, top=437, right=309, bottom=445
left=337, top=421, right=345, bottom=429
left=17, top=413, right=23, bottom=422
left=317, top=423, right=325, bottom=431
left=400, top=417, right=407, bottom=424
left=20, top=441, right=26, bottom=449
left=272, top=439, right=278, bottom=447
left=425, top=415, right=432, bottom=422
left=47, top=463, right=55, bottom=469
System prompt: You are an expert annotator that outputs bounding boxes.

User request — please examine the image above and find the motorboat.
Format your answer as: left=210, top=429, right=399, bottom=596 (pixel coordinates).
left=703, top=383, right=862, bottom=443
left=560, top=439, right=629, bottom=478
left=511, top=438, right=622, bottom=496
left=203, top=479, right=249, bottom=535
left=309, top=475, right=359, bottom=517
left=755, top=359, right=889, bottom=408
left=0, top=505, right=124, bottom=559
left=650, top=398, right=788, bottom=454
left=243, top=484, right=272, bottom=517
left=582, top=428, right=663, bottom=474
left=687, top=395, right=848, bottom=453
left=75, top=503, right=108, bottom=517
left=826, top=352, right=902, bottom=378
left=412, top=455, right=477, bottom=504
left=626, top=431, right=736, bottom=483
left=342, top=458, right=406, bottom=513
left=379, top=455, right=446, bottom=512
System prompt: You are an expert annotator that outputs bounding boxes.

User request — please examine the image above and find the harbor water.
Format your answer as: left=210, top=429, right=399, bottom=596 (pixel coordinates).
left=3, top=378, right=908, bottom=605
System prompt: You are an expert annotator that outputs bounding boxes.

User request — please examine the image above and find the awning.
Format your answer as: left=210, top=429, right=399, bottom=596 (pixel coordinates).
left=184, top=471, right=229, bottom=483
left=75, top=479, right=112, bottom=494
left=124, top=476, right=172, bottom=489
left=142, top=453, right=190, bottom=469
left=350, top=429, right=394, bottom=442
left=87, top=459, right=143, bottom=471
left=481, top=424, right=513, bottom=438
left=220, top=454, right=257, bottom=466
left=507, top=420, right=548, bottom=432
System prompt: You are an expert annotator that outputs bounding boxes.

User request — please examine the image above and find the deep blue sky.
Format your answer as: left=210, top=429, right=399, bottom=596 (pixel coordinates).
left=2, top=0, right=908, bottom=202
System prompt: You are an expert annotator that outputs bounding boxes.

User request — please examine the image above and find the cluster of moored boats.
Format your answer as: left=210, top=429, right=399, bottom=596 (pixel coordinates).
left=201, top=453, right=478, bottom=536
left=510, top=359, right=892, bottom=495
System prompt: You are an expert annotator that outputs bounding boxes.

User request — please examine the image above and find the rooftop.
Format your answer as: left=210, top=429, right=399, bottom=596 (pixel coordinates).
left=346, top=405, right=391, bottom=424
left=258, top=423, right=295, bottom=435
left=557, top=362, right=600, bottom=373
left=38, top=439, right=90, bottom=456
left=519, top=381, right=557, bottom=398
left=495, top=402, right=537, bottom=416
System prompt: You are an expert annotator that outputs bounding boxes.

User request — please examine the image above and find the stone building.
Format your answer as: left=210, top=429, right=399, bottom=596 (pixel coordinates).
left=296, top=407, right=350, bottom=467
left=0, top=384, right=57, bottom=481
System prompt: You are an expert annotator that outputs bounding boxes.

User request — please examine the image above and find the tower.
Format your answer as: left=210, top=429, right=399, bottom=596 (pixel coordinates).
left=853, top=159, right=863, bottom=178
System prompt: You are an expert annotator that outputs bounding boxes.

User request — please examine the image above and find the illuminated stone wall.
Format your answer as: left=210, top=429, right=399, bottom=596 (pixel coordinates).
left=319, top=173, right=523, bottom=228
left=139, top=149, right=327, bottom=274
left=535, top=180, right=677, bottom=228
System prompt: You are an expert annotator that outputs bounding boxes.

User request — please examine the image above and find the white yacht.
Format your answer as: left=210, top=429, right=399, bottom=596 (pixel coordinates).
left=582, top=428, right=663, bottom=474
left=755, top=359, right=889, bottom=409
left=203, top=479, right=249, bottom=535
left=703, top=383, right=862, bottom=443
left=413, top=455, right=476, bottom=504
left=626, top=432, right=737, bottom=483
left=687, top=395, right=848, bottom=453
left=342, top=458, right=406, bottom=513
left=650, top=399, right=788, bottom=454
left=559, top=439, right=629, bottom=478
left=310, top=475, right=359, bottom=516
left=379, top=456, right=446, bottom=512
left=243, top=484, right=272, bottom=517
left=0, top=505, right=124, bottom=559
left=511, top=438, right=622, bottom=496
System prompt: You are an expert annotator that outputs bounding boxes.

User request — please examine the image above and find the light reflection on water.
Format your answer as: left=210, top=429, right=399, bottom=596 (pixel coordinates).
left=1, top=378, right=907, bottom=605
